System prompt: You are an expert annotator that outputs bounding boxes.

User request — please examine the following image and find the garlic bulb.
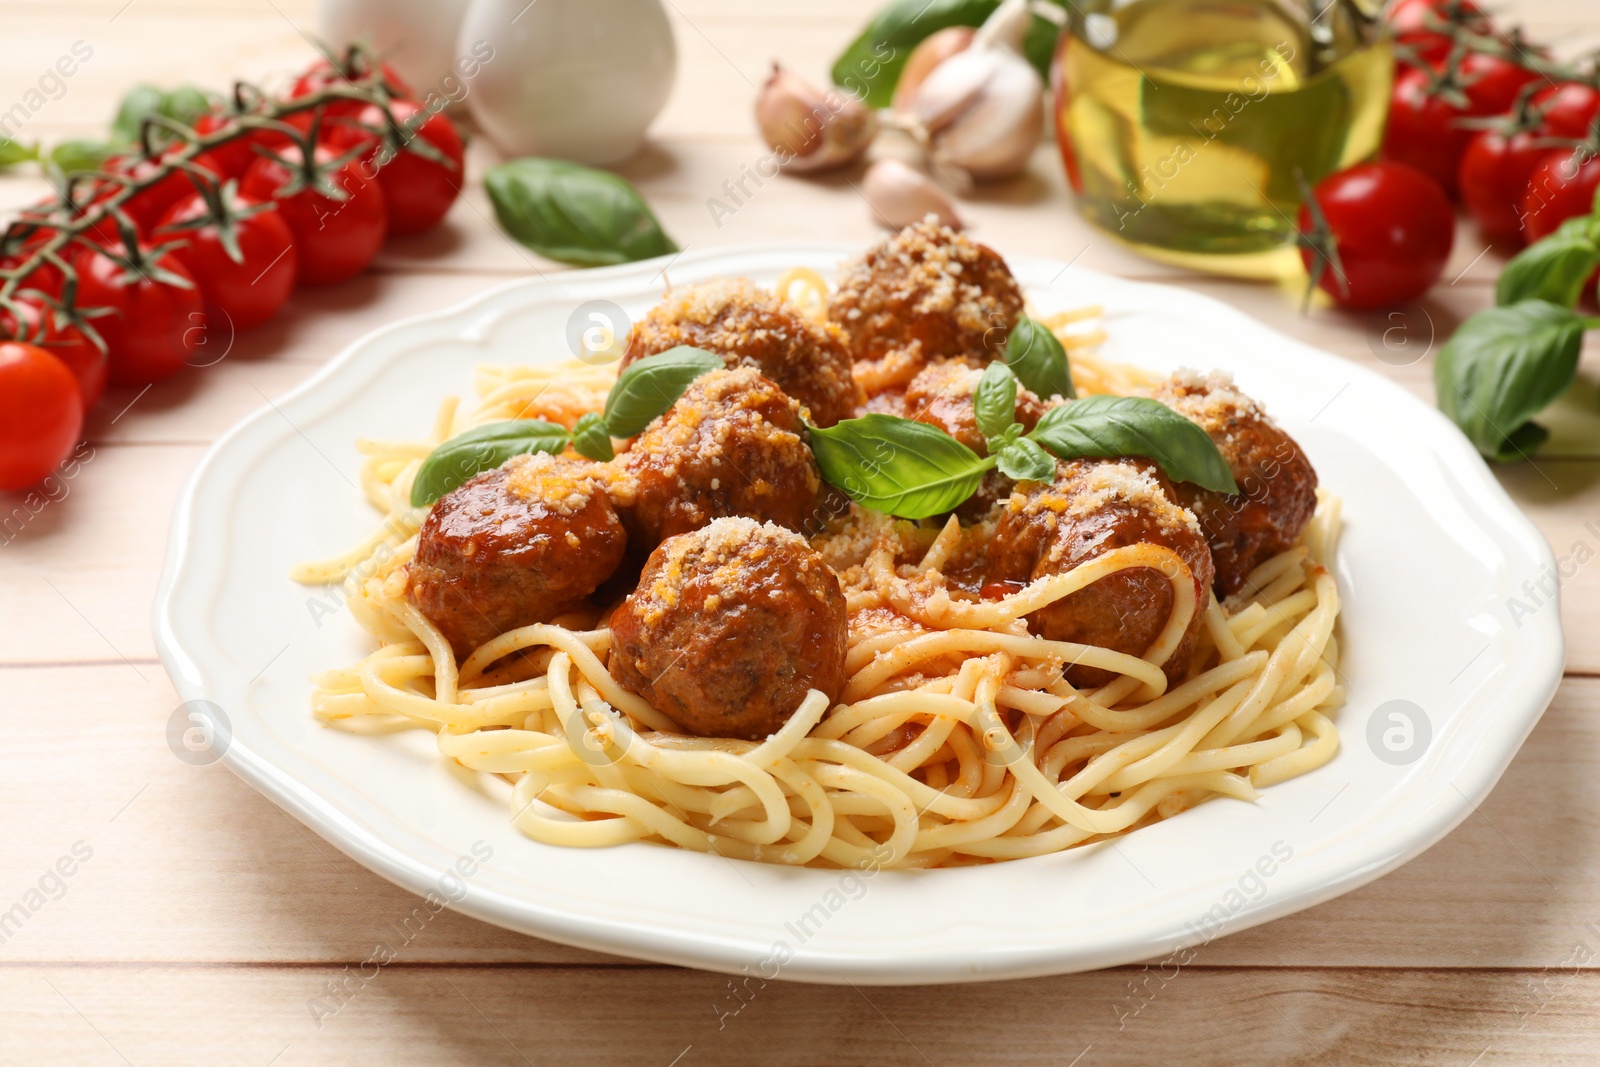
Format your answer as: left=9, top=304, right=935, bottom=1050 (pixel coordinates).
left=891, top=26, right=974, bottom=113
left=898, top=0, right=1043, bottom=182
left=755, top=64, right=878, bottom=173
left=860, top=160, right=963, bottom=231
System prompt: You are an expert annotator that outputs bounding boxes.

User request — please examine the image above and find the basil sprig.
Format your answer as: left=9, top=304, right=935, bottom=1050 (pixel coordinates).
left=410, top=347, right=721, bottom=505
left=1435, top=301, right=1590, bottom=462
left=1435, top=190, right=1600, bottom=462
left=485, top=157, right=678, bottom=267
left=1002, top=315, right=1075, bottom=400
left=811, top=364, right=1237, bottom=518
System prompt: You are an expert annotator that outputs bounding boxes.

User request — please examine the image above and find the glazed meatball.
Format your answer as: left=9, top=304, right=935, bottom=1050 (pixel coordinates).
left=829, top=216, right=1025, bottom=392
left=609, top=517, right=849, bottom=739
left=621, top=278, right=862, bottom=427
left=991, top=459, right=1215, bottom=689
left=409, top=452, right=627, bottom=658
left=610, top=366, right=824, bottom=552
left=1150, top=370, right=1318, bottom=597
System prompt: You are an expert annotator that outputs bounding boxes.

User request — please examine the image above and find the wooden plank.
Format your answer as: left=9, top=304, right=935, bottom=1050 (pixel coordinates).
left=0, top=661, right=1594, bottom=968
left=6, top=963, right=1600, bottom=1065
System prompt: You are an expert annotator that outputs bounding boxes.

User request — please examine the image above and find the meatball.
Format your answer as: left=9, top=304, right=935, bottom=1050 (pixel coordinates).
left=1150, top=370, right=1318, bottom=597
left=621, top=278, right=862, bottom=427
left=608, top=517, right=849, bottom=739
left=409, top=452, right=627, bottom=658
left=610, top=366, right=824, bottom=552
left=991, top=459, right=1215, bottom=689
left=829, top=216, right=1025, bottom=392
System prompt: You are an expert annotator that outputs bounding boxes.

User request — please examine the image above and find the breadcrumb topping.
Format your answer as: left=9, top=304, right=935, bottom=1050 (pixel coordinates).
left=638, top=516, right=814, bottom=624
left=1006, top=460, right=1200, bottom=542
left=502, top=452, right=602, bottom=516
left=829, top=215, right=1024, bottom=372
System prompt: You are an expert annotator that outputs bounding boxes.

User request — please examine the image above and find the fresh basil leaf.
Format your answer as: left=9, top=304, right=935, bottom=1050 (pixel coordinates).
left=1496, top=216, right=1600, bottom=308
left=995, top=436, right=1056, bottom=482
left=809, top=413, right=995, bottom=518
left=1028, top=396, right=1238, bottom=493
left=571, top=411, right=615, bottom=461
left=973, top=362, right=1019, bottom=441
left=601, top=346, right=724, bottom=438
left=410, top=420, right=572, bottom=506
left=159, top=85, right=216, bottom=128
left=0, top=137, right=36, bottom=169
left=47, top=139, right=117, bottom=176
left=484, top=157, right=678, bottom=267
left=830, top=0, right=1066, bottom=108
left=1004, top=315, right=1075, bottom=400
left=111, top=83, right=165, bottom=144
left=1434, top=300, right=1586, bottom=462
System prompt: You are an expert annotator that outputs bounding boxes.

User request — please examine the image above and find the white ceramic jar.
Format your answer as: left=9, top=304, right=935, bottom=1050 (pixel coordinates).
left=456, top=0, right=677, bottom=166
left=317, top=0, right=474, bottom=101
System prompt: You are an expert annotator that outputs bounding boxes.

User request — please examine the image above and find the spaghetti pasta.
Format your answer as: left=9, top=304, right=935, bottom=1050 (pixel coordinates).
left=296, top=300, right=1344, bottom=870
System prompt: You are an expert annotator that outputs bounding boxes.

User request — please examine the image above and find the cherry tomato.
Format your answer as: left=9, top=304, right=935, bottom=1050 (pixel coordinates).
left=326, top=101, right=465, bottom=235
left=88, top=152, right=223, bottom=242
left=1459, top=127, right=1550, bottom=244
left=1386, top=0, right=1494, bottom=67
left=156, top=191, right=298, bottom=330
left=1297, top=162, right=1455, bottom=309
left=240, top=144, right=387, bottom=285
left=1533, top=82, right=1600, bottom=140
left=1521, top=149, right=1600, bottom=243
left=291, top=57, right=412, bottom=118
left=1458, top=53, right=1542, bottom=116
left=0, top=341, right=83, bottom=491
left=74, top=243, right=206, bottom=386
left=1384, top=56, right=1537, bottom=198
left=191, top=109, right=292, bottom=180
left=0, top=297, right=107, bottom=413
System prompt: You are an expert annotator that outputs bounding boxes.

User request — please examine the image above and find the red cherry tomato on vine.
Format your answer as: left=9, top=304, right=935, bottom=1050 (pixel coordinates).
left=0, top=341, right=83, bottom=491
left=1533, top=82, right=1600, bottom=140
left=1521, top=150, right=1600, bottom=244
left=240, top=144, right=388, bottom=285
left=1384, top=56, right=1537, bottom=198
left=1459, top=127, right=1550, bottom=244
left=96, top=152, right=223, bottom=238
left=1296, top=162, right=1455, bottom=309
left=326, top=100, right=465, bottom=235
left=191, top=109, right=292, bottom=179
left=0, top=297, right=107, bottom=413
left=291, top=57, right=412, bottom=118
left=1386, top=0, right=1494, bottom=67
left=156, top=192, right=298, bottom=331
left=74, top=243, right=207, bottom=386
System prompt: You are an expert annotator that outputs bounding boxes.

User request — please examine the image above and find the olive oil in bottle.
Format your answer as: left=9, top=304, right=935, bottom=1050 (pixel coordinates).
left=1054, top=0, right=1393, bottom=278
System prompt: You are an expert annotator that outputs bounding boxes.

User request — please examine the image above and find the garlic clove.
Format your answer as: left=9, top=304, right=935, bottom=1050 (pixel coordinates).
left=860, top=160, right=963, bottom=231
left=896, top=0, right=1044, bottom=183
left=756, top=63, right=879, bottom=173
left=892, top=26, right=975, bottom=113
left=927, top=57, right=1043, bottom=181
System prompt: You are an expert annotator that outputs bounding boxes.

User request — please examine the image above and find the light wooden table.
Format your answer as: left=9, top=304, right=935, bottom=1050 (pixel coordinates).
left=3, top=1, right=1598, bottom=1063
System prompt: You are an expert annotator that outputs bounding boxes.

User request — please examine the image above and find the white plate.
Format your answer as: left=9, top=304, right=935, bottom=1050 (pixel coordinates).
left=153, top=244, right=1563, bottom=985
